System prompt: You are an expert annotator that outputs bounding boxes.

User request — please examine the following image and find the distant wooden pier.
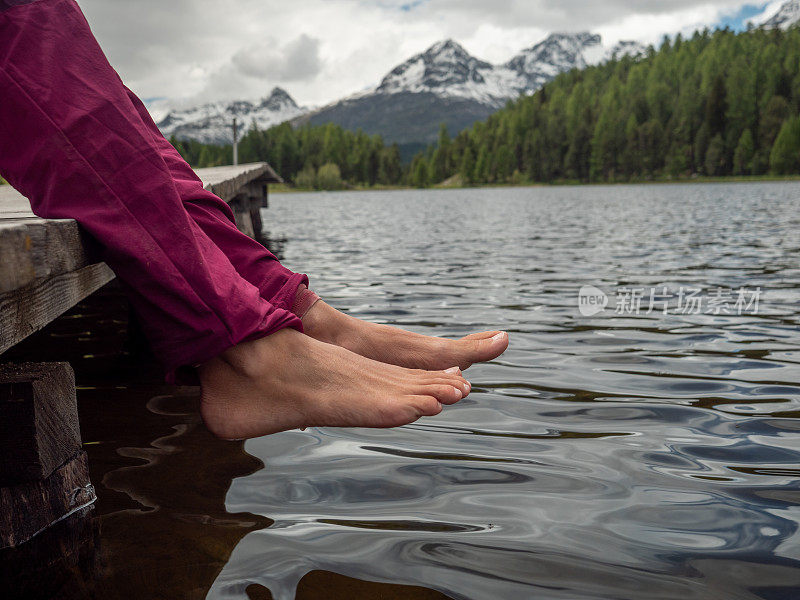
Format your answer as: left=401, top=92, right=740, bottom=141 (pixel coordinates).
left=0, top=162, right=281, bottom=548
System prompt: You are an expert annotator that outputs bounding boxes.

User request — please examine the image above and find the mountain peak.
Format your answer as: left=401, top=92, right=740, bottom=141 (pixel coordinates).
left=607, top=40, right=648, bottom=61
left=260, top=87, right=298, bottom=110
left=505, top=32, right=604, bottom=89
left=426, top=38, right=468, bottom=58
left=157, top=30, right=649, bottom=146
left=377, top=38, right=493, bottom=96
left=761, top=0, right=800, bottom=30
left=157, top=88, right=306, bottom=144
left=429, top=38, right=460, bottom=50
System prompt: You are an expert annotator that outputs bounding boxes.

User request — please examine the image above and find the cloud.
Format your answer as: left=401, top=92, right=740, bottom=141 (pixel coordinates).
left=748, top=0, right=786, bottom=26
left=232, top=34, right=322, bottom=81
left=74, top=0, right=764, bottom=108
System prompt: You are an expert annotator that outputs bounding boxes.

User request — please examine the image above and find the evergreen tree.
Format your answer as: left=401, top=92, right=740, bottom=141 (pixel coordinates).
left=706, top=74, right=728, bottom=137
left=733, top=129, right=755, bottom=175
left=174, top=25, right=800, bottom=187
left=705, top=134, right=726, bottom=176
left=770, top=116, right=800, bottom=174
left=410, top=156, right=429, bottom=188
left=460, top=146, right=475, bottom=184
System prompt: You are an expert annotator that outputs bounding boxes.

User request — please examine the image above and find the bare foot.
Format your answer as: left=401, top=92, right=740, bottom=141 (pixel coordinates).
left=198, top=328, right=471, bottom=440
left=302, top=301, right=509, bottom=371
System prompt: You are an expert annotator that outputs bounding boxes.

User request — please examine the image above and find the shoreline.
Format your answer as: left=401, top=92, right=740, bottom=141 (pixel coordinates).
left=269, top=174, right=800, bottom=194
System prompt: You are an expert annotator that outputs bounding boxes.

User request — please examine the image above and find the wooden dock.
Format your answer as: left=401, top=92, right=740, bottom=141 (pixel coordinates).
left=0, top=162, right=281, bottom=549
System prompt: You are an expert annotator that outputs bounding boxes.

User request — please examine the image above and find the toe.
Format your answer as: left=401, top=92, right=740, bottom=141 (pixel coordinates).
left=428, top=376, right=470, bottom=397
left=410, top=395, right=443, bottom=417
left=425, top=384, right=463, bottom=405
left=464, top=331, right=508, bottom=362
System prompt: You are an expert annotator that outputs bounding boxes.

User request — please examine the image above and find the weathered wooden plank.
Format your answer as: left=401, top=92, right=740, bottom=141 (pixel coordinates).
left=0, top=451, right=95, bottom=548
left=0, top=363, right=81, bottom=487
left=199, top=162, right=282, bottom=202
left=0, top=163, right=281, bottom=216
left=0, top=217, right=98, bottom=295
left=0, top=162, right=277, bottom=351
left=0, top=263, right=115, bottom=355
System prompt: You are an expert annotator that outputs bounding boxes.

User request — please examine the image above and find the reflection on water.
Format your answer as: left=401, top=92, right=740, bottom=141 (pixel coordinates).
left=4, top=182, right=800, bottom=599
left=214, top=183, right=800, bottom=599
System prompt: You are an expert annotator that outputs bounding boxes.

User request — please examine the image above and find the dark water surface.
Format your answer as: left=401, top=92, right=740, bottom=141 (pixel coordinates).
left=212, top=183, right=800, bottom=600
left=6, top=182, right=800, bottom=599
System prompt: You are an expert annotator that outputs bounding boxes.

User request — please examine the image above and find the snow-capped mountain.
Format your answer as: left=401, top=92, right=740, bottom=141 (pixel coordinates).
left=303, top=32, right=644, bottom=153
left=158, top=33, right=647, bottom=150
left=505, top=33, right=604, bottom=93
left=157, top=87, right=307, bottom=144
left=377, top=39, right=496, bottom=98
left=370, top=34, right=608, bottom=110
left=760, top=0, right=800, bottom=29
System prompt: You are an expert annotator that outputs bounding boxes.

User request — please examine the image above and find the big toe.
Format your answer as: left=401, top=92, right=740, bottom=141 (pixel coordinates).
left=462, top=331, right=508, bottom=363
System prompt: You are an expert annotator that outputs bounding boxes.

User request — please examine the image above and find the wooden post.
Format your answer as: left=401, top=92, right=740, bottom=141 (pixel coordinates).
left=0, top=362, right=95, bottom=548
left=244, top=181, right=266, bottom=239
left=229, top=194, right=255, bottom=239
left=248, top=198, right=262, bottom=239
left=232, top=118, right=239, bottom=166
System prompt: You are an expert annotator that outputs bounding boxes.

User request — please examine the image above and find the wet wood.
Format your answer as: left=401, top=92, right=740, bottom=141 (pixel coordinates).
left=0, top=451, right=95, bottom=548
left=0, top=362, right=92, bottom=549
left=0, top=363, right=81, bottom=486
left=1, top=505, right=99, bottom=599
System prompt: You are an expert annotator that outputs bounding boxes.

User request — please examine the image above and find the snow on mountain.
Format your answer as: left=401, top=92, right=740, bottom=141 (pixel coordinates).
left=378, top=39, right=495, bottom=96
left=158, top=33, right=648, bottom=146
left=157, top=87, right=307, bottom=144
left=760, top=0, right=800, bottom=30
left=299, top=32, right=645, bottom=153
left=505, top=33, right=603, bottom=90
left=371, top=33, right=620, bottom=110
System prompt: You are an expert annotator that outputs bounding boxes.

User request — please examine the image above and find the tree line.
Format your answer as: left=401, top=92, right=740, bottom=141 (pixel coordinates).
left=171, top=122, right=404, bottom=189
left=172, top=25, right=800, bottom=188
left=413, top=26, right=800, bottom=185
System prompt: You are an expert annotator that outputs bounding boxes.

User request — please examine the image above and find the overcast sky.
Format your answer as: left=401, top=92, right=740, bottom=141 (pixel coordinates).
left=75, top=0, right=785, bottom=110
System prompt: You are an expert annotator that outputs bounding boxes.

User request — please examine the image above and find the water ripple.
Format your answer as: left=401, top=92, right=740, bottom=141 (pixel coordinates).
left=212, top=183, right=800, bottom=599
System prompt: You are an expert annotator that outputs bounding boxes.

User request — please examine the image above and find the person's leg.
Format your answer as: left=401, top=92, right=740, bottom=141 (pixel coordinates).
left=0, top=0, right=470, bottom=438
left=0, top=0, right=297, bottom=378
left=122, top=86, right=305, bottom=315
left=123, top=87, right=510, bottom=371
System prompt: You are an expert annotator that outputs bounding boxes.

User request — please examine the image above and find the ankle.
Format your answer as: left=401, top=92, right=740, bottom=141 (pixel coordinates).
left=202, top=328, right=295, bottom=383
left=302, top=301, right=352, bottom=346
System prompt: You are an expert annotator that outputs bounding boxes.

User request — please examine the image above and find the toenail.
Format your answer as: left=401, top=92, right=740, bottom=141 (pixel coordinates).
left=491, top=332, right=507, bottom=342
left=453, top=387, right=462, bottom=399
left=445, top=366, right=460, bottom=374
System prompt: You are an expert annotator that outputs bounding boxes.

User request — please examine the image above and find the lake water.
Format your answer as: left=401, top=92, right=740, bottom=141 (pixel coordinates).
left=7, top=182, right=800, bottom=600
left=208, top=183, right=800, bottom=599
